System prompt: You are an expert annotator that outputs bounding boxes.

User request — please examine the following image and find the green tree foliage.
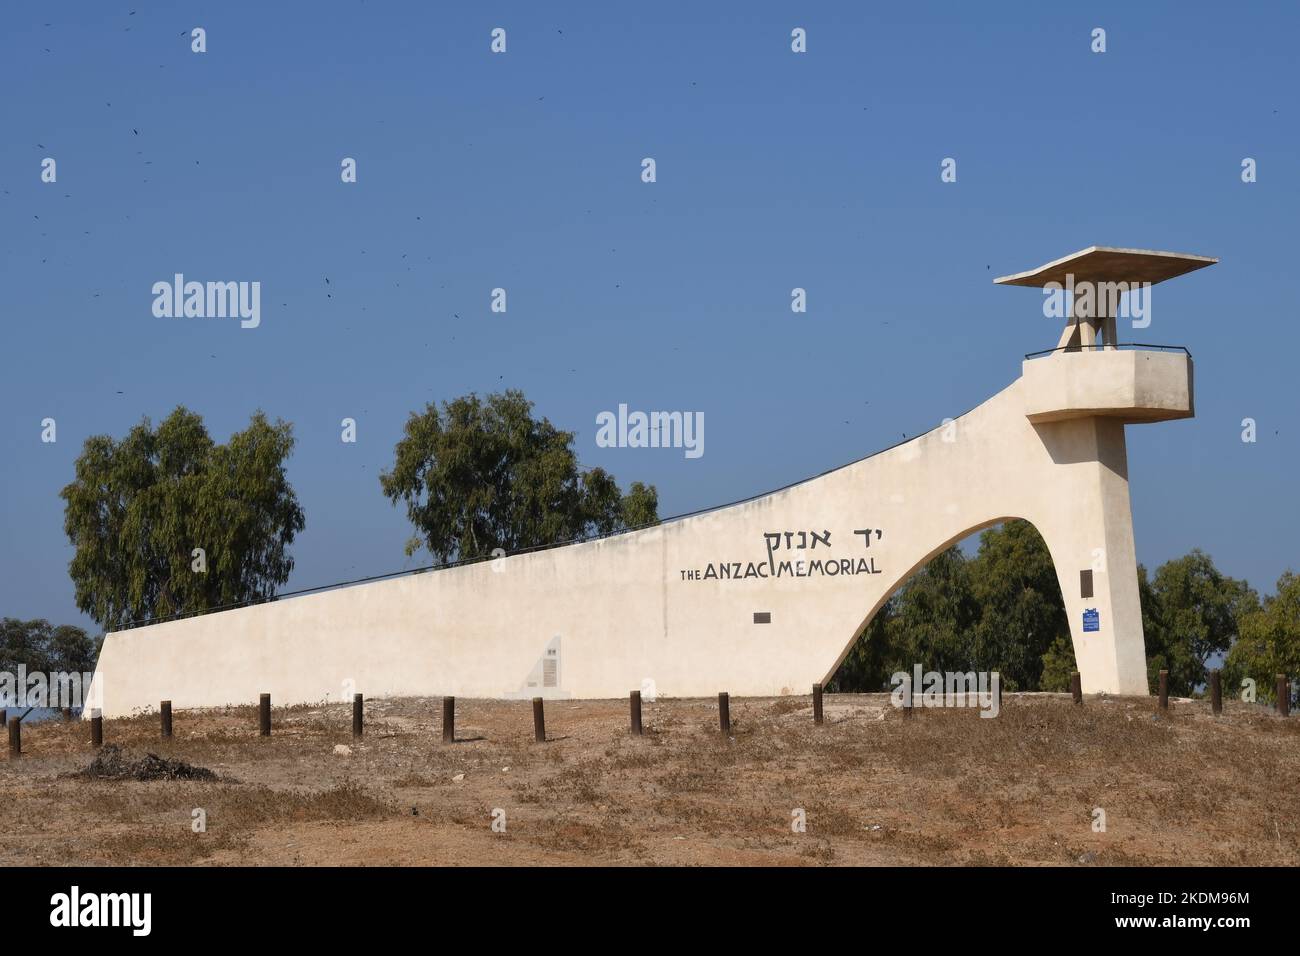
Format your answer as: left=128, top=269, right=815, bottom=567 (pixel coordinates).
left=829, top=547, right=976, bottom=692
left=380, top=390, right=660, bottom=563
left=967, top=519, right=1068, bottom=689
left=883, top=547, right=979, bottom=673
left=0, top=618, right=100, bottom=674
left=1037, top=634, right=1076, bottom=692
left=832, top=526, right=1261, bottom=696
left=60, top=407, right=305, bottom=630
left=619, top=481, right=661, bottom=531
left=1223, top=571, right=1300, bottom=704
left=1142, top=550, right=1256, bottom=696
left=844, top=521, right=1067, bottom=691
left=828, top=605, right=893, bottom=693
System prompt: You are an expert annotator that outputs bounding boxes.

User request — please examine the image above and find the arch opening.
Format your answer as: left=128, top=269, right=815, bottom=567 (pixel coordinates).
left=825, top=518, right=1074, bottom=693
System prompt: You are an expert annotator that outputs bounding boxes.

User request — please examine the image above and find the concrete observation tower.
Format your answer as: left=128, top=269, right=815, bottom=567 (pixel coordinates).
left=87, top=246, right=1217, bottom=715
left=992, top=246, right=1216, bottom=693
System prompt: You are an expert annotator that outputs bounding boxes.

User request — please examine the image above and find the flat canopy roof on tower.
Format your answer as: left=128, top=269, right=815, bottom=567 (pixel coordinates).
left=994, top=246, right=1217, bottom=288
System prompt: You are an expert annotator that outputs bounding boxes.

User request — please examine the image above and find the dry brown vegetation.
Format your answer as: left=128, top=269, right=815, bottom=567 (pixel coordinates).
left=1, top=693, right=1297, bottom=866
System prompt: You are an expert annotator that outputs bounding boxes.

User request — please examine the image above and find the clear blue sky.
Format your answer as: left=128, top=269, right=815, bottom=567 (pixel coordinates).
left=1, top=1, right=1296, bottom=634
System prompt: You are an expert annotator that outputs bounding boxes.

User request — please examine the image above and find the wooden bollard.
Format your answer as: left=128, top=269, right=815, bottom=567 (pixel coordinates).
left=812, top=683, right=824, bottom=725
left=0, top=709, right=6, bottom=731
left=532, top=697, right=546, bottom=743
left=1277, top=675, right=1291, bottom=717
left=259, top=693, right=271, bottom=736
left=629, top=691, right=643, bottom=736
left=1158, top=670, right=1169, bottom=712
left=1070, top=672, right=1082, bottom=705
left=441, top=696, right=455, bottom=743
left=7, top=716, right=20, bottom=758
left=160, top=700, right=172, bottom=738
left=1210, top=670, right=1222, bottom=716
left=62, top=707, right=72, bottom=721
left=91, top=715, right=103, bottom=748
left=352, top=693, right=363, bottom=737
left=718, top=692, right=731, bottom=734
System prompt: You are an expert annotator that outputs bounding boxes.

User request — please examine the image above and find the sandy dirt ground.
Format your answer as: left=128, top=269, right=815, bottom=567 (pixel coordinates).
left=2, top=693, right=1297, bottom=866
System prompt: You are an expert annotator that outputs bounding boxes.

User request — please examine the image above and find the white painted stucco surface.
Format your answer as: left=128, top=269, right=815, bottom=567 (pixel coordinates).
left=1022, top=350, right=1193, bottom=422
left=87, top=351, right=1192, bottom=716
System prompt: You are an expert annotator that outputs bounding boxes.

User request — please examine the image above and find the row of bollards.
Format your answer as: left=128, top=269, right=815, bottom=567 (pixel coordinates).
left=1074, top=667, right=1290, bottom=717
left=0, top=685, right=856, bottom=758
left=22, top=691, right=629, bottom=753
left=2, top=693, right=277, bottom=756
left=233, top=672, right=1289, bottom=735
left=8, top=674, right=1295, bottom=759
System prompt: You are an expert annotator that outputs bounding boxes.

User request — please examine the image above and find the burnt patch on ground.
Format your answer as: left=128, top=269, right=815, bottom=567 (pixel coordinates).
left=76, top=744, right=218, bottom=782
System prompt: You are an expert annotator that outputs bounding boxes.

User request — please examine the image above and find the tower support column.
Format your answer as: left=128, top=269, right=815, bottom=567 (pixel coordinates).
left=1029, top=416, right=1149, bottom=695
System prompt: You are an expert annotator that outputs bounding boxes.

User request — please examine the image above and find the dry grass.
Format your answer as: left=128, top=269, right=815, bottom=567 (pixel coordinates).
left=1, top=693, right=1296, bottom=866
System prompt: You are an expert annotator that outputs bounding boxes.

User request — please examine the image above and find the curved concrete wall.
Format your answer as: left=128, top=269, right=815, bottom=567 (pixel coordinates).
left=87, top=366, right=1162, bottom=717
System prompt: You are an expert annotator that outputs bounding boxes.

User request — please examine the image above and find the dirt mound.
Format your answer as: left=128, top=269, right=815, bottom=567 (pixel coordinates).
left=78, top=744, right=218, bottom=782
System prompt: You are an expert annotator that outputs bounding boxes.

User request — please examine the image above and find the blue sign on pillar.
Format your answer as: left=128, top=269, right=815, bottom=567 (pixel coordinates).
left=1082, top=608, right=1100, bottom=632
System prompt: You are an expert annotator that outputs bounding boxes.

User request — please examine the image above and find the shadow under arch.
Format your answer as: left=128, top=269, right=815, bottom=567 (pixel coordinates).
left=820, top=513, right=1053, bottom=687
